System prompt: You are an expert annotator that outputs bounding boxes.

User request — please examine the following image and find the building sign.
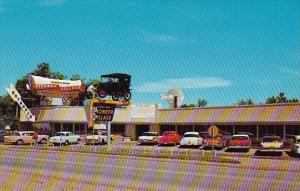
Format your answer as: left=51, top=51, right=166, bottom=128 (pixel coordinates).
left=93, top=103, right=116, bottom=122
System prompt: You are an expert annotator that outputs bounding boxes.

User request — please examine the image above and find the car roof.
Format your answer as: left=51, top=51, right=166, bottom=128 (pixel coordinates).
left=232, top=134, right=249, bottom=137
left=184, top=132, right=199, bottom=135
left=294, top=135, right=300, bottom=139
left=101, top=73, right=131, bottom=79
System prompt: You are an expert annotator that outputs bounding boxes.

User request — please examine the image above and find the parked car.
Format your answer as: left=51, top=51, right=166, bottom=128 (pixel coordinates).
left=290, top=135, right=300, bottom=154
left=159, top=131, right=181, bottom=146
left=4, top=131, right=49, bottom=145
left=236, top=132, right=259, bottom=147
left=49, top=131, right=80, bottom=146
left=180, top=132, right=203, bottom=147
left=227, top=134, right=251, bottom=151
left=200, top=131, right=224, bottom=149
left=138, top=132, right=160, bottom=145
left=86, top=131, right=112, bottom=145
left=283, top=134, right=295, bottom=148
left=258, top=136, right=284, bottom=152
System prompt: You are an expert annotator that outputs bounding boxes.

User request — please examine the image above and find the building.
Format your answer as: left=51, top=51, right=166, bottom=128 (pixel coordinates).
left=20, top=103, right=300, bottom=141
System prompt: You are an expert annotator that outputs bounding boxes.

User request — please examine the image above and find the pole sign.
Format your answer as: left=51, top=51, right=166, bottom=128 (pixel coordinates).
left=93, top=103, right=116, bottom=122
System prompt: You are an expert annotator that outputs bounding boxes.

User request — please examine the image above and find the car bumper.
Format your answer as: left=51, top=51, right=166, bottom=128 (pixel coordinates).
left=86, top=139, right=101, bottom=144
left=139, top=139, right=158, bottom=144
left=228, top=145, right=250, bottom=149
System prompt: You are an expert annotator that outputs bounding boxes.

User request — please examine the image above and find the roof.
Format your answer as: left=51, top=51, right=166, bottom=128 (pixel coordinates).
left=158, top=103, right=300, bottom=125
left=20, top=103, right=300, bottom=125
left=20, top=106, right=88, bottom=123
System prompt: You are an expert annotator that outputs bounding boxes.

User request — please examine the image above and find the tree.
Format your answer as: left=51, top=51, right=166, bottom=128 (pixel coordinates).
left=180, top=104, right=196, bottom=108
left=266, top=92, right=298, bottom=104
left=197, top=99, right=207, bottom=107
left=51, top=72, right=67, bottom=80
left=70, top=74, right=86, bottom=85
left=237, top=98, right=254, bottom=105
left=33, top=63, right=52, bottom=77
left=288, top=98, right=299, bottom=103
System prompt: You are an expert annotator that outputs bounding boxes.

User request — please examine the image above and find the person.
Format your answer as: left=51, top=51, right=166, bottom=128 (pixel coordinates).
left=87, top=83, right=98, bottom=98
left=32, top=131, right=38, bottom=146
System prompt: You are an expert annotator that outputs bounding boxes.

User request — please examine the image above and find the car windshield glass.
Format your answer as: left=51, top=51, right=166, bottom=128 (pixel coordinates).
left=144, top=132, right=157, bottom=136
left=184, top=134, right=199, bottom=138
left=262, top=137, right=281, bottom=142
left=163, top=132, right=174, bottom=136
left=55, top=133, right=65, bottom=136
left=232, top=136, right=248, bottom=140
left=13, top=132, right=20, bottom=136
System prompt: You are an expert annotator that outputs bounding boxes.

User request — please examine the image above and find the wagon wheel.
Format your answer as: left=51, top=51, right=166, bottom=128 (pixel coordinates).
left=112, top=93, right=119, bottom=101
left=99, top=90, right=107, bottom=98
left=123, top=92, right=131, bottom=101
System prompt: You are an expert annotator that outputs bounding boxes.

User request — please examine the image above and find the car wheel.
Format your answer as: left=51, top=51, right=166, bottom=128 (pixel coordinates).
left=64, top=140, right=69, bottom=146
left=40, top=139, right=47, bottom=144
left=112, top=93, right=119, bottom=101
left=102, top=139, right=105, bottom=145
left=16, top=140, right=24, bottom=145
left=124, top=92, right=131, bottom=101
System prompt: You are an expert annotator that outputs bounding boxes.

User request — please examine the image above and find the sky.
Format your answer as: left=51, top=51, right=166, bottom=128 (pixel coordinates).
left=0, top=0, right=299, bottom=108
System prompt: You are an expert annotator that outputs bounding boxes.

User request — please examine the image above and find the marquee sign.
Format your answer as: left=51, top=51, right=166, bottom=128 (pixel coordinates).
left=93, top=103, right=116, bottom=122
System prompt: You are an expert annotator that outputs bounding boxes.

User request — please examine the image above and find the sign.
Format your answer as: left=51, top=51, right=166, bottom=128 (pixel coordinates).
left=93, top=103, right=116, bottom=122
left=208, top=125, right=219, bottom=138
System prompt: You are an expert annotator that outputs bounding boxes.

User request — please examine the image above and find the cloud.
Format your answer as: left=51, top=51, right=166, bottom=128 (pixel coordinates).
left=141, top=31, right=195, bottom=44
left=136, top=77, right=232, bottom=93
left=279, top=68, right=300, bottom=77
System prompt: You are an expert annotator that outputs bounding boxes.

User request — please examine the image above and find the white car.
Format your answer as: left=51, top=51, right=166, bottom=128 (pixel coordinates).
left=180, top=132, right=203, bottom=147
left=138, top=132, right=160, bottom=145
left=86, top=131, right=112, bottom=145
left=49, top=131, right=80, bottom=146
left=291, top=135, right=300, bottom=154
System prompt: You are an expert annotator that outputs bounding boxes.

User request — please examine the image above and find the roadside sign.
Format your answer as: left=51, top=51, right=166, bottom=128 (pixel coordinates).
left=93, top=103, right=116, bottom=122
left=208, top=125, right=219, bottom=138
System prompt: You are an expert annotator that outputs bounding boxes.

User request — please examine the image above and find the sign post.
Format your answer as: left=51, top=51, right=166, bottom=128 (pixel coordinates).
left=208, top=125, right=219, bottom=158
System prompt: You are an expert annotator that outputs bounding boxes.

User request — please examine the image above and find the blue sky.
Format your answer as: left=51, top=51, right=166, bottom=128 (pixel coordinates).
left=0, top=0, right=299, bottom=107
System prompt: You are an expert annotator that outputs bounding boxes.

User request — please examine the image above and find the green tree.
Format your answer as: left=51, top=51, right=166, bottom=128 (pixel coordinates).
left=70, top=74, right=86, bottom=85
left=181, top=104, right=196, bottom=108
left=197, top=99, right=207, bottom=107
left=237, top=98, right=254, bottom=105
left=33, top=62, right=52, bottom=77
left=288, top=98, right=299, bottom=103
left=51, top=72, right=67, bottom=80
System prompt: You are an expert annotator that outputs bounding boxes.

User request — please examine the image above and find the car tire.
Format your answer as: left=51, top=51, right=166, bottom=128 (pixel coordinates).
left=102, top=139, right=105, bottom=145
left=16, top=140, right=23, bottom=145
left=40, top=139, right=47, bottom=144
left=64, top=140, right=69, bottom=146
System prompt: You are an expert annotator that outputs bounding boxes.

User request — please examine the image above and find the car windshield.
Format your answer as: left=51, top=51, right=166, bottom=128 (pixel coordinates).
left=163, top=132, right=174, bottom=136
left=55, top=133, right=65, bottom=136
left=262, top=137, right=281, bottom=142
left=232, top=136, right=248, bottom=140
left=143, top=132, right=158, bottom=136
left=184, top=134, right=199, bottom=138
left=13, top=132, right=20, bottom=136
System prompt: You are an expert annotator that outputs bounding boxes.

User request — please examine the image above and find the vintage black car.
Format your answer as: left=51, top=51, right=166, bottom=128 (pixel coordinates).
left=97, top=73, right=132, bottom=101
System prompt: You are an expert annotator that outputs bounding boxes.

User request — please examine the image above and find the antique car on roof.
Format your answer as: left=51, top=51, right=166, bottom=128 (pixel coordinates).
left=138, top=132, right=160, bottom=145
left=180, top=132, right=203, bottom=147
left=159, top=131, right=181, bottom=146
left=97, top=73, right=132, bottom=101
left=227, top=134, right=251, bottom=151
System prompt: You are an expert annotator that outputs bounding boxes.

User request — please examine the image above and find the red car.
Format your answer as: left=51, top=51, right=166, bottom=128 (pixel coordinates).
left=159, top=131, right=181, bottom=146
left=227, top=134, right=251, bottom=151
